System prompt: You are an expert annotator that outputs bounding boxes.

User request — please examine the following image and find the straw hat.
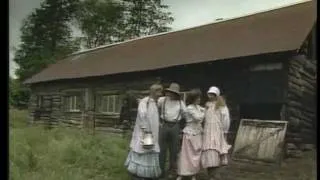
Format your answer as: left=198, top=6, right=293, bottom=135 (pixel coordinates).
left=164, top=83, right=181, bottom=95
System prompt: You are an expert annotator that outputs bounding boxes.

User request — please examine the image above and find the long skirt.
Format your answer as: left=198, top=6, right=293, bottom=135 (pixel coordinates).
left=125, top=150, right=162, bottom=178
left=177, top=133, right=202, bottom=176
left=201, top=150, right=229, bottom=168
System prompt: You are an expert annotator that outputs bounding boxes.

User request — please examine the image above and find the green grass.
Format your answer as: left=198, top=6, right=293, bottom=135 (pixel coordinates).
left=9, top=109, right=130, bottom=180
left=9, top=109, right=316, bottom=180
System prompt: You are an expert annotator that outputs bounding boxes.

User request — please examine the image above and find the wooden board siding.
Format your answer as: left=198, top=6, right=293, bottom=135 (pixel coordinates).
left=285, top=55, right=317, bottom=147
left=232, top=119, right=288, bottom=164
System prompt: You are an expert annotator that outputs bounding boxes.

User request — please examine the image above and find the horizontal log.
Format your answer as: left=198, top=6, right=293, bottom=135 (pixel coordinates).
left=289, top=62, right=312, bottom=74
left=65, top=114, right=83, bottom=118
left=301, top=87, right=316, bottom=96
left=288, top=116, right=313, bottom=127
left=287, top=96, right=316, bottom=110
left=299, top=120, right=314, bottom=129
left=285, top=130, right=300, bottom=137
left=94, top=127, right=123, bottom=133
left=67, top=118, right=83, bottom=123
left=51, top=95, right=61, bottom=98
left=287, top=91, right=315, bottom=101
left=286, top=131, right=314, bottom=143
left=51, top=109, right=62, bottom=113
left=39, top=116, right=50, bottom=119
left=288, top=83, right=303, bottom=96
left=301, top=109, right=317, bottom=119
left=32, top=122, right=50, bottom=126
left=285, top=137, right=303, bottom=144
left=59, top=123, right=82, bottom=129
left=287, top=92, right=304, bottom=101
left=94, top=118, right=115, bottom=123
left=93, top=113, right=120, bottom=118
left=299, top=113, right=315, bottom=123
left=290, top=61, right=305, bottom=70
left=288, top=76, right=315, bottom=91
left=94, top=124, right=114, bottom=128
left=51, top=112, right=63, bottom=115
left=300, top=128, right=316, bottom=135
left=61, top=120, right=82, bottom=125
left=303, top=62, right=317, bottom=75
left=290, top=65, right=316, bottom=80
left=287, top=107, right=315, bottom=121
left=299, top=72, right=316, bottom=85
left=49, top=120, right=61, bottom=123
left=286, top=101, right=315, bottom=113
left=94, top=120, right=115, bottom=125
left=94, top=122, right=115, bottom=127
left=288, top=116, right=301, bottom=125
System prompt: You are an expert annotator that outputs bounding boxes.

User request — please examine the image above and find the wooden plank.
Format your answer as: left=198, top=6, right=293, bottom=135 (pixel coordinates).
left=232, top=119, right=287, bottom=165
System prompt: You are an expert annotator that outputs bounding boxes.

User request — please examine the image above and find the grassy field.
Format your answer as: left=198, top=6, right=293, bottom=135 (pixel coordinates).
left=10, top=109, right=130, bottom=180
left=10, top=109, right=316, bottom=180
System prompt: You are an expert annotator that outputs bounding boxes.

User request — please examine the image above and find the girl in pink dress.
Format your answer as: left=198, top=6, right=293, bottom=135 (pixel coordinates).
left=176, top=89, right=205, bottom=180
left=201, top=86, right=231, bottom=180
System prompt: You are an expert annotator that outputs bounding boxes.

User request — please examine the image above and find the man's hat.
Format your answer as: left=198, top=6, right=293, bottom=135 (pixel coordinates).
left=164, top=83, right=181, bottom=95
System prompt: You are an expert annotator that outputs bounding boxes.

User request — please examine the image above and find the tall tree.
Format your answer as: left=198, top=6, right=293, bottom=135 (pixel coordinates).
left=75, top=0, right=174, bottom=48
left=122, top=0, right=174, bottom=39
left=14, top=0, right=81, bottom=81
left=75, top=0, right=125, bottom=48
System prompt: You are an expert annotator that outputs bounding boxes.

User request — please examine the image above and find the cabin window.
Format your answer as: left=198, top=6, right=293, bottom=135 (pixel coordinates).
left=65, top=95, right=81, bottom=112
left=99, top=94, right=121, bottom=114
left=249, top=62, right=283, bottom=71
left=37, top=95, right=44, bottom=108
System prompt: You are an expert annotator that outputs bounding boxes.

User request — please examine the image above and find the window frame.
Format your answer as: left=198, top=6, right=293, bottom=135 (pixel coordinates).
left=35, top=94, right=53, bottom=111
left=249, top=62, right=283, bottom=72
left=65, top=95, right=81, bottom=112
left=96, top=93, right=122, bottom=115
left=36, top=95, right=45, bottom=108
left=62, top=89, right=84, bottom=113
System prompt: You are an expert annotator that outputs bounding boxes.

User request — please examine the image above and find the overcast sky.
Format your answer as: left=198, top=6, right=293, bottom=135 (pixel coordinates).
left=9, top=0, right=306, bottom=78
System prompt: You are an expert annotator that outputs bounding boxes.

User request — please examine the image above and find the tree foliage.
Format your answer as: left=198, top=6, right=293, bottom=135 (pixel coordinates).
left=11, top=0, right=174, bottom=107
left=122, top=0, right=174, bottom=39
left=12, top=0, right=82, bottom=108
left=75, top=0, right=125, bottom=48
left=14, top=0, right=81, bottom=81
left=9, top=77, right=30, bottom=108
left=75, top=0, right=174, bottom=48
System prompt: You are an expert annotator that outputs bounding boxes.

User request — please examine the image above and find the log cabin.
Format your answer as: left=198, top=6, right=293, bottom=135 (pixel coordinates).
left=24, top=1, right=317, bottom=155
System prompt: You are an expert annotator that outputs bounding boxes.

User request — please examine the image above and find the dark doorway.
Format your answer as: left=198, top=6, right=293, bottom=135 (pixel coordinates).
left=240, top=103, right=282, bottom=120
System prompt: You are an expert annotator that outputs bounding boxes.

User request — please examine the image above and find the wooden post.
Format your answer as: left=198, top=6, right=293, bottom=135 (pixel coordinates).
left=83, top=88, right=95, bottom=134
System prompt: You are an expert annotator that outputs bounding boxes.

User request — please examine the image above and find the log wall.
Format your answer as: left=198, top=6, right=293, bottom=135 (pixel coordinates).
left=29, top=75, right=160, bottom=131
left=285, top=55, right=317, bottom=150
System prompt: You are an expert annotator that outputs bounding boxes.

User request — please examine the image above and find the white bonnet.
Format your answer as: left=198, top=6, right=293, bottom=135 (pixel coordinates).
left=207, top=86, right=220, bottom=96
